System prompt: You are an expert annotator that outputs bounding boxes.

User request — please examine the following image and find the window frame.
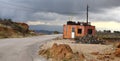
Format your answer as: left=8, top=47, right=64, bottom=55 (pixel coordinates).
left=87, top=29, right=93, bottom=34
left=78, top=29, right=82, bottom=34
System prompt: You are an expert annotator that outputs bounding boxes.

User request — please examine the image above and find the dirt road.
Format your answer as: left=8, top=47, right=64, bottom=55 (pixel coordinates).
left=0, top=34, right=62, bottom=61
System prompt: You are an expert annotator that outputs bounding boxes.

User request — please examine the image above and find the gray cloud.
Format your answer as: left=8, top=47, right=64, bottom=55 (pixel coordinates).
left=12, top=0, right=120, bottom=14
left=1, top=0, right=120, bottom=14
left=0, top=0, right=119, bottom=18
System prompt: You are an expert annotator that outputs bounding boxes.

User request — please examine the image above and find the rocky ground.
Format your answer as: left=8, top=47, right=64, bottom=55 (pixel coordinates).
left=39, top=37, right=120, bottom=61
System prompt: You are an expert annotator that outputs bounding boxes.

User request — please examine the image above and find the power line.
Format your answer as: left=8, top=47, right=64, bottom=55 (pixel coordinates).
left=0, top=0, right=36, bottom=9
left=0, top=0, right=39, bottom=12
left=0, top=5, right=34, bottom=12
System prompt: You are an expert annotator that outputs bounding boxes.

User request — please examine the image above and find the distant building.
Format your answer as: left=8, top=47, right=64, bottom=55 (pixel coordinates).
left=63, top=21, right=96, bottom=39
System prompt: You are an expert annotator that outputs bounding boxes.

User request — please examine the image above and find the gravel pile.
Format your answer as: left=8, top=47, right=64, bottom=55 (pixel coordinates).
left=75, top=35, right=105, bottom=44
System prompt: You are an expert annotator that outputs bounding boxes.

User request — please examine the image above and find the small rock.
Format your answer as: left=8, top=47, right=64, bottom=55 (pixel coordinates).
left=91, top=52, right=99, bottom=55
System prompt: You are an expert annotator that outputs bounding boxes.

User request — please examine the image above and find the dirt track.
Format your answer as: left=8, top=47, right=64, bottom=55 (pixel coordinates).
left=0, top=34, right=62, bottom=61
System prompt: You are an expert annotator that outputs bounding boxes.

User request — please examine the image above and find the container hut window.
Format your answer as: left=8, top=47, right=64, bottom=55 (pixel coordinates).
left=88, top=29, right=92, bottom=34
left=78, top=29, right=82, bottom=34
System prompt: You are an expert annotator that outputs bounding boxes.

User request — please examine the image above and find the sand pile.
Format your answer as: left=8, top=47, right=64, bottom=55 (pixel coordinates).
left=39, top=43, right=85, bottom=61
left=114, top=43, right=120, bottom=57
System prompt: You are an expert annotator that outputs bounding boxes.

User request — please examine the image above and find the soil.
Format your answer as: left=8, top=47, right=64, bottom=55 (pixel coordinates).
left=39, top=38, right=120, bottom=61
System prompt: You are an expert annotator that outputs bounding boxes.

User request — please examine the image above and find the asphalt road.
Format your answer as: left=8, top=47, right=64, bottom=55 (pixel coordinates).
left=0, top=34, right=62, bottom=61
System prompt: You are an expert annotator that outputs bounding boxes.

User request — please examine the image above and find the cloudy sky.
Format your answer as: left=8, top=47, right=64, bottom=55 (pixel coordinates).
left=0, top=0, right=120, bottom=32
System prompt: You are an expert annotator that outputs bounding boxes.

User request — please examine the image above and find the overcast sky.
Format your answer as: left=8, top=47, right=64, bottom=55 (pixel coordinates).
left=0, top=0, right=120, bottom=32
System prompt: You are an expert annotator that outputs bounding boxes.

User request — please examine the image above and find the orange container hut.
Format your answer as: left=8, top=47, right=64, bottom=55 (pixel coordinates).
left=63, top=21, right=96, bottom=39
left=63, top=5, right=96, bottom=39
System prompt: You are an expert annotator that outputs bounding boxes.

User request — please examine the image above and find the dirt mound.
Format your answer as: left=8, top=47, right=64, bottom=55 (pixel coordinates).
left=114, top=48, right=120, bottom=57
left=16, top=22, right=29, bottom=32
left=50, top=43, right=73, bottom=59
left=113, top=43, right=120, bottom=57
left=114, top=43, right=120, bottom=48
left=0, top=19, right=33, bottom=38
left=39, top=43, right=85, bottom=61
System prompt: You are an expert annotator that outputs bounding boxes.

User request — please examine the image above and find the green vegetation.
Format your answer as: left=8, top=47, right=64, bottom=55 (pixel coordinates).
left=53, top=31, right=60, bottom=34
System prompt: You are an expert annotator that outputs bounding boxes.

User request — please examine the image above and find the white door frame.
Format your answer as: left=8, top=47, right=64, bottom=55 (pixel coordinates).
left=71, top=27, right=75, bottom=38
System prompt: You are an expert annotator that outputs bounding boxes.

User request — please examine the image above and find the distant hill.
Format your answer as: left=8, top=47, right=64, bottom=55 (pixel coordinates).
left=29, top=25, right=63, bottom=32
left=0, top=19, right=33, bottom=38
left=34, top=30, right=61, bottom=35
left=34, top=30, right=54, bottom=34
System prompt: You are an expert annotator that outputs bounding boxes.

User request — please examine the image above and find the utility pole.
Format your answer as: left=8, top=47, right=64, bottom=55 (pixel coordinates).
left=87, top=5, right=89, bottom=24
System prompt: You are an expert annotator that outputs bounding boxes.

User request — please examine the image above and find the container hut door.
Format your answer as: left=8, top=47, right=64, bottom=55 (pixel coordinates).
left=71, top=27, right=75, bottom=38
